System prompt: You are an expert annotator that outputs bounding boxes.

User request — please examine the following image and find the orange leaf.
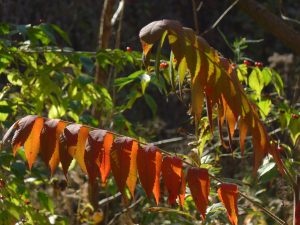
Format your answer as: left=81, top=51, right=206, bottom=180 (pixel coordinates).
left=217, top=183, right=238, bottom=225
left=9, top=115, right=44, bottom=169
left=98, top=132, right=114, bottom=183
left=75, top=126, right=89, bottom=173
left=11, top=115, right=39, bottom=156
left=251, top=121, right=268, bottom=173
left=60, top=124, right=90, bottom=174
left=238, top=119, right=248, bottom=156
left=24, top=117, right=44, bottom=169
left=40, top=119, right=67, bottom=175
left=179, top=171, right=186, bottom=207
left=85, top=130, right=113, bottom=183
left=110, top=137, right=138, bottom=197
left=186, top=167, right=210, bottom=219
left=161, top=156, right=183, bottom=205
left=137, top=145, right=162, bottom=205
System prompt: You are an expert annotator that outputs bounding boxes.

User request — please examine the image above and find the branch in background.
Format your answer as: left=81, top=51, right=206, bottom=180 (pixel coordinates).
left=107, top=197, right=143, bottom=225
left=202, top=0, right=239, bottom=35
left=278, top=0, right=300, bottom=26
left=233, top=0, right=300, bottom=55
left=114, top=0, right=125, bottom=49
left=98, top=192, right=122, bottom=207
left=191, top=0, right=201, bottom=34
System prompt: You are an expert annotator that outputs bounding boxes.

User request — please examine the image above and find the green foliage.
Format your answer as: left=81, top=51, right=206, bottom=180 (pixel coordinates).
left=0, top=20, right=299, bottom=225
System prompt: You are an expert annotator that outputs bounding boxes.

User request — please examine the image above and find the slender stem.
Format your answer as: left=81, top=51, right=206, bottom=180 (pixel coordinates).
left=191, top=0, right=200, bottom=34
left=239, top=192, right=287, bottom=225
left=49, top=117, right=287, bottom=224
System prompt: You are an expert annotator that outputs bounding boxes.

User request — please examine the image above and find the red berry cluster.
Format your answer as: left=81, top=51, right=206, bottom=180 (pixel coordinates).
left=291, top=113, right=300, bottom=119
left=243, top=59, right=264, bottom=68
left=159, top=62, right=169, bottom=69
left=243, top=59, right=252, bottom=66
left=126, top=46, right=132, bottom=53
left=0, top=179, right=5, bottom=188
left=277, top=146, right=284, bottom=154
left=254, top=61, right=263, bottom=68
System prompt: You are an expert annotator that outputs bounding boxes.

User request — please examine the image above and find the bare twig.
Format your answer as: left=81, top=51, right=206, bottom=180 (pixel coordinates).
left=239, top=192, right=287, bottom=225
left=278, top=0, right=300, bottom=26
left=202, top=0, right=239, bottom=35
left=107, top=197, right=143, bottom=225
left=98, top=192, right=122, bottom=207
left=114, top=0, right=125, bottom=49
left=150, top=137, right=186, bottom=146
left=191, top=0, right=200, bottom=34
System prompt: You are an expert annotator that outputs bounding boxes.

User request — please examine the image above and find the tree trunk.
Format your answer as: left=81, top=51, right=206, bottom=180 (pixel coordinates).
left=233, top=0, right=300, bottom=55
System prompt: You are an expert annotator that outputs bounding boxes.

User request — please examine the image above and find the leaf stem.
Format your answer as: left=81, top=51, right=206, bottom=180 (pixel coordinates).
left=43, top=116, right=287, bottom=224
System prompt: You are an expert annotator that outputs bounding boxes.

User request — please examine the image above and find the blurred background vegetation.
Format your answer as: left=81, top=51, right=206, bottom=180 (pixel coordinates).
left=0, top=0, right=299, bottom=224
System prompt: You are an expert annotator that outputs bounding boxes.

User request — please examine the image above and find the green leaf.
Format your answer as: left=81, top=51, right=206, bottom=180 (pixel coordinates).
left=271, top=69, right=284, bottom=95
left=261, top=67, right=272, bottom=86
left=154, top=31, right=168, bottom=78
left=289, top=118, right=300, bottom=145
left=50, top=24, right=71, bottom=45
left=236, top=64, right=248, bottom=83
left=48, top=105, right=66, bottom=118
left=140, top=73, right=151, bottom=94
left=258, top=159, right=277, bottom=183
left=38, top=192, right=54, bottom=214
left=257, top=99, right=272, bottom=120
left=7, top=72, right=22, bottom=86
left=248, top=68, right=264, bottom=98
left=115, top=70, right=145, bottom=91
left=80, top=56, right=94, bottom=73
left=144, top=93, right=157, bottom=116
left=77, top=73, right=94, bottom=85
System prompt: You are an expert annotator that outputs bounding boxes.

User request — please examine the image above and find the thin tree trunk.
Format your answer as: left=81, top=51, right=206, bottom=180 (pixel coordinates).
left=89, top=0, right=116, bottom=215
left=95, top=0, right=116, bottom=87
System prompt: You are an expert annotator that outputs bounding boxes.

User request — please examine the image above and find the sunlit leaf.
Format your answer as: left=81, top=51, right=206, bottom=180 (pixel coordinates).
left=161, top=156, right=184, bottom=205
left=187, top=167, right=210, bottom=219
left=40, top=119, right=67, bottom=174
left=217, top=183, right=238, bottom=225
left=85, top=130, right=113, bottom=183
left=137, top=145, right=162, bottom=205
left=110, top=137, right=138, bottom=197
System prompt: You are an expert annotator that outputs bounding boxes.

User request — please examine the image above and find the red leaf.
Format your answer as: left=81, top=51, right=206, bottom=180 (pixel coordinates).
left=85, top=130, right=113, bottom=183
left=2, top=120, right=19, bottom=145
left=59, top=124, right=80, bottom=175
left=110, top=137, right=138, bottom=197
left=187, top=167, right=210, bottom=219
left=60, top=124, right=89, bottom=174
left=161, top=156, right=184, bottom=205
left=251, top=121, right=268, bottom=173
left=268, top=142, right=284, bottom=175
left=137, top=145, right=162, bottom=205
left=11, top=115, right=39, bottom=156
left=40, top=119, right=67, bottom=174
left=217, top=183, right=238, bottom=225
